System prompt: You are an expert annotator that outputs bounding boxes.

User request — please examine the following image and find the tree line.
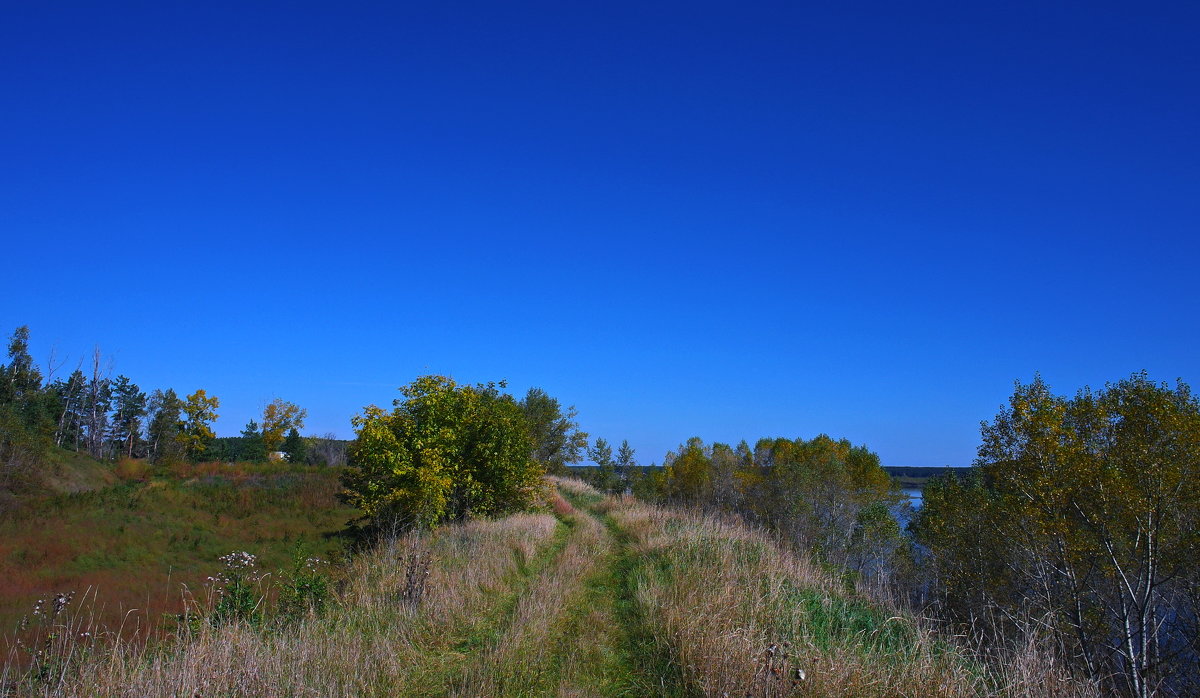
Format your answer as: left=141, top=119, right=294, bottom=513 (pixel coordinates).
left=603, top=435, right=905, bottom=585
left=9, top=322, right=1195, bottom=694
left=913, top=373, right=1199, bottom=697
left=569, top=375, right=1199, bottom=697
left=0, top=326, right=344, bottom=493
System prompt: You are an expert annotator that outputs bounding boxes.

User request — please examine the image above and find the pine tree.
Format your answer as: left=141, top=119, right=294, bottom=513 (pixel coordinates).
left=239, top=420, right=268, bottom=463
left=0, top=326, right=52, bottom=484
left=52, top=369, right=87, bottom=450
left=108, top=375, right=147, bottom=459
left=281, top=427, right=307, bottom=464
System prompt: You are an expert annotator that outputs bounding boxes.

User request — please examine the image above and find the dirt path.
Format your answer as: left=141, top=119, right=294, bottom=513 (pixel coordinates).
left=515, top=486, right=685, bottom=697
left=432, top=484, right=686, bottom=698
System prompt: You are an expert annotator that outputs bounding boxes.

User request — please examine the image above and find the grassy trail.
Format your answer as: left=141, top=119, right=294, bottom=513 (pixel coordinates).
left=4, top=478, right=1097, bottom=696
left=405, top=513, right=576, bottom=694
left=448, top=483, right=683, bottom=698
left=557, top=486, right=687, bottom=698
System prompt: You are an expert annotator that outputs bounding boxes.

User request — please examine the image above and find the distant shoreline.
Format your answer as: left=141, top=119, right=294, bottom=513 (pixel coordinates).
left=884, top=465, right=969, bottom=488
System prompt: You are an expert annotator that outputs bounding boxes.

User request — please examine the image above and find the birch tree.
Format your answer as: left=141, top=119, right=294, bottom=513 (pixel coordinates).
left=916, top=373, right=1200, bottom=697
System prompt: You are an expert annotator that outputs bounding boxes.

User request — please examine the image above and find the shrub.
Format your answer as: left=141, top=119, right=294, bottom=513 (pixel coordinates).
left=340, top=375, right=545, bottom=530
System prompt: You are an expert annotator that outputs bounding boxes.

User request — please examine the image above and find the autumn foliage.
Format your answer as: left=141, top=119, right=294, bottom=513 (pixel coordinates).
left=340, top=375, right=545, bottom=529
left=914, top=373, right=1200, bottom=697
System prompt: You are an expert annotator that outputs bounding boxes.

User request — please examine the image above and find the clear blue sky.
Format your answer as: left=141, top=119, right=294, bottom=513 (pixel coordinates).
left=3, top=2, right=1197, bottom=467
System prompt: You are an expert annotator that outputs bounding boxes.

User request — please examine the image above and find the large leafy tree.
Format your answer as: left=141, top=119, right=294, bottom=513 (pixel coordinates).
left=146, top=388, right=184, bottom=464
left=342, top=375, right=543, bottom=529
left=519, top=387, right=588, bottom=475
left=914, top=373, right=1200, bottom=697
left=261, top=398, right=307, bottom=453
left=179, top=389, right=219, bottom=461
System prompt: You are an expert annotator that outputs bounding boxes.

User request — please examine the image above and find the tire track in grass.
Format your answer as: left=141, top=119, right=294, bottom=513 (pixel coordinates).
left=441, top=483, right=688, bottom=697
left=557, top=487, right=688, bottom=698
left=447, top=491, right=604, bottom=697
left=405, top=515, right=575, bottom=696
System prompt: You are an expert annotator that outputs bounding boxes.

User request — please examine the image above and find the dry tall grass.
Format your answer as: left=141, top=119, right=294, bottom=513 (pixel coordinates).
left=4, top=475, right=1103, bottom=697
left=598, top=493, right=1100, bottom=698
left=452, top=491, right=609, bottom=697
left=4, top=513, right=561, bottom=697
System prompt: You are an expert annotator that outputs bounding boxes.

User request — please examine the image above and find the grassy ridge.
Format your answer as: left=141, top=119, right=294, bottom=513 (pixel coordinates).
left=4, top=477, right=1099, bottom=696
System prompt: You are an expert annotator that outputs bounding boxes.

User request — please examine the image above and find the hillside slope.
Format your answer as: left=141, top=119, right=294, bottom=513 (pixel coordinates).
left=5, top=478, right=1097, bottom=697
left=0, top=458, right=355, bottom=639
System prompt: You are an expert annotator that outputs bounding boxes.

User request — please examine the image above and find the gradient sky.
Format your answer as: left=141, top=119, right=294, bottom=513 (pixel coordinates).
left=3, top=2, right=1198, bottom=467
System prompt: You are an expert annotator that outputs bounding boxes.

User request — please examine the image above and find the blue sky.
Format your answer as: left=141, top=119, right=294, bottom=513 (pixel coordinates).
left=3, top=2, right=1197, bottom=467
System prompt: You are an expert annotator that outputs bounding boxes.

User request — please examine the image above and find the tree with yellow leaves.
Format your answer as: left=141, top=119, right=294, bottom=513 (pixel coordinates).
left=261, top=398, right=307, bottom=453
left=341, top=375, right=543, bottom=530
left=915, top=372, right=1200, bottom=697
left=178, top=389, right=219, bottom=460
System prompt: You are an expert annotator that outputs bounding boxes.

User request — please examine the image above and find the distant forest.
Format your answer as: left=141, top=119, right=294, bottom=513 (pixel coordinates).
left=0, top=325, right=346, bottom=498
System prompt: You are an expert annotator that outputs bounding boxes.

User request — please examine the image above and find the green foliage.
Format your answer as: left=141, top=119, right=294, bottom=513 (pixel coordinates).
left=179, top=389, right=219, bottom=461
left=914, top=372, right=1200, bottom=696
left=51, top=369, right=88, bottom=451
left=615, top=440, right=636, bottom=490
left=210, top=551, right=265, bottom=626
left=0, top=326, right=54, bottom=490
left=108, top=375, right=147, bottom=459
left=147, top=388, right=184, bottom=465
left=238, top=420, right=269, bottom=463
left=2, top=326, right=42, bottom=402
left=341, top=375, right=544, bottom=529
left=643, top=434, right=902, bottom=578
left=519, top=387, right=588, bottom=475
left=261, top=399, right=307, bottom=453
left=589, top=437, right=621, bottom=494
left=277, top=542, right=331, bottom=620
left=281, top=427, right=307, bottom=464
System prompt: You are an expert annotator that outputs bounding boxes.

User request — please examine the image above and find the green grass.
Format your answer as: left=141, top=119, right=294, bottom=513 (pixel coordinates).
left=0, top=457, right=357, bottom=643
left=2, top=476, right=1096, bottom=697
left=596, top=511, right=688, bottom=696
left=555, top=485, right=689, bottom=697
left=446, top=517, right=572, bottom=657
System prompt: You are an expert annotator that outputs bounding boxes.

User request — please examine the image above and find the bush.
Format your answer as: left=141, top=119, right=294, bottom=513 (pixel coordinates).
left=340, top=375, right=545, bottom=529
left=114, top=458, right=151, bottom=481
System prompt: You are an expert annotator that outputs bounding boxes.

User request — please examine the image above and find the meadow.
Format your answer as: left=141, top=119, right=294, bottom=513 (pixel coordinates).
left=2, top=477, right=1099, bottom=697
left=0, top=453, right=356, bottom=654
